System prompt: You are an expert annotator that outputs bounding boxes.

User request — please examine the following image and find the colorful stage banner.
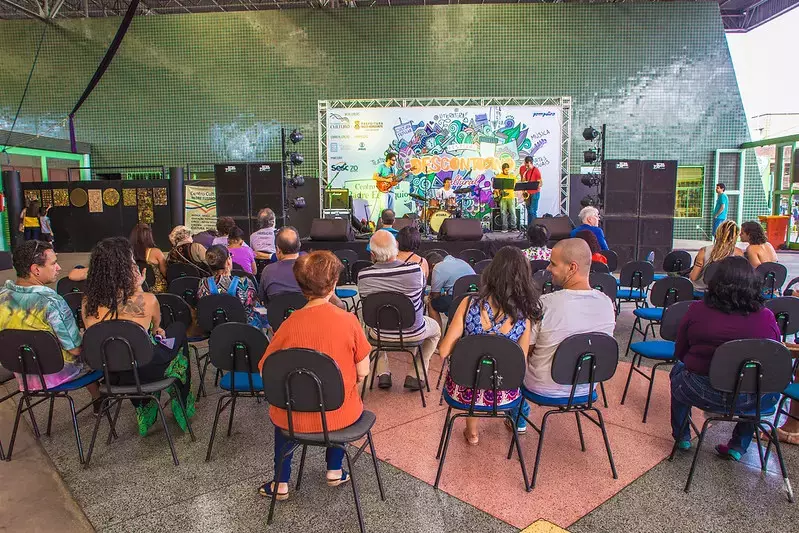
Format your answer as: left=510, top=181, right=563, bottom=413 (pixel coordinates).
left=325, top=105, right=562, bottom=223
left=184, top=185, right=217, bottom=232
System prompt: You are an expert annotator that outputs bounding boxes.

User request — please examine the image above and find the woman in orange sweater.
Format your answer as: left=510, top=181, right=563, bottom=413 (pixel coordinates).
left=257, top=250, right=371, bottom=500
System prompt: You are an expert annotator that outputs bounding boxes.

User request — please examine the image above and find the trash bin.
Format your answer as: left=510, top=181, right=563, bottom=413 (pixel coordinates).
left=758, top=215, right=791, bottom=249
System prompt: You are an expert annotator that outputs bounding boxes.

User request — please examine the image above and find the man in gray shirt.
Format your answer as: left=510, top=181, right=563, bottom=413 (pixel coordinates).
left=357, top=230, right=441, bottom=391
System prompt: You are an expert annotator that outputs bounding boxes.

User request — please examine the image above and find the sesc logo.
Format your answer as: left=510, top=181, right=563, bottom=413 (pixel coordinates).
left=259, top=165, right=271, bottom=172
left=616, top=162, right=629, bottom=169
left=652, top=162, right=666, bottom=170
left=225, top=165, right=237, bottom=172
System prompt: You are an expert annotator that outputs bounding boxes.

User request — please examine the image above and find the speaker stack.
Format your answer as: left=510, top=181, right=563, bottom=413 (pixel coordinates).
left=602, top=160, right=677, bottom=266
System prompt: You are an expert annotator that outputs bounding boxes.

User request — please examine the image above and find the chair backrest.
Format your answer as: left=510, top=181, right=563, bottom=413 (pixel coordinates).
left=533, top=269, right=561, bottom=294
left=757, top=262, right=788, bottom=296
left=156, top=293, right=194, bottom=330
left=708, top=339, right=792, bottom=397
left=82, top=320, right=156, bottom=389
left=0, top=330, right=65, bottom=390
left=231, top=269, right=258, bottom=288
left=424, top=248, right=449, bottom=260
left=361, top=291, right=417, bottom=332
left=208, top=322, right=268, bottom=374
left=136, top=260, right=156, bottom=288
left=266, top=292, right=307, bottom=332
left=448, top=335, right=526, bottom=392
left=62, top=291, right=85, bottom=330
left=550, top=333, right=618, bottom=406
left=598, top=249, right=619, bottom=272
left=261, top=348, right=345, bottom=440
left=529, top=260, right=550, bottom=274
left=351, top=260, right=374, bottom=282
left=334, top=249, right=359, bottom=284
left=589, top=273, right=618, bottom=302
left=167, top=276, right=202, bottom=308
left=702, top=261, right=721, bottom=286
left=197, top=294, right=248, bottom=332
left=452, top=274, right=481, bottom=299
left=56, top=277, right=85, bottom=296
left=765, top=296, right=799, bottom=339
left=619, top=261, right=655, bottom=289
left=590, top=261, right=610, bottom=274
left=663, top=250, right=691, bottom=274
left=458, top=248, right=487, bottom=266
left=447, top=292, right=476, bottom=325
left=659, top=300, right=694, bottom=341
left=649, top=276, right=694, bottom=308
left=473, top=259, right=492, bottom=274
left=166, top=262, right=204, bottom=284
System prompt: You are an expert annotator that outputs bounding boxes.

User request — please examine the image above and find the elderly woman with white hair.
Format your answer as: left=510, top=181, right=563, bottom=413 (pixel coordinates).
left=569, top=206, right=609, bottom=251
left=166, top=225, right=209, bottom=272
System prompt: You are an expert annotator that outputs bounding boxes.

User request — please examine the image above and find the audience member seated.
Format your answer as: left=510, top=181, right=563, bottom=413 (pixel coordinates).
left=211, top=217, right=242, bottom=247
left=396, top=226, right=430, bottom=279
left=689, top=220, right=743, bottom=291
left=740, top=220, right=777, bottom=268
left=439, top=246, right=540, bottom=445
left=259, top=227, right=302, bottom=303
left=250, top=208, right=277, bottom=261
left=167, top=225, right=209, bottom=273
left=358, top=231, right=441, bottom=391
left=192, top=228, right=218, bottom=249
left=81, top=237, right=193, bottom=435
left=0, top=241, right=99, bottom=400
left=366, top=209, right=399, bottom=253
left=256, top=250, right=371, bottom=499
left=227, top=226, right=257, bottom=274
left=130, top=223, right=167, bottom=292
left=569, top=206, right=609, bottom=251
left=522, top=224, right=551, bottom=261
left=670, top=256, right=781, bottom=461
left=427, top=252, right=476, bottom=327
left=575, top=229, right=608, bottom=264
left=511, top=239, right=615, bottom=429
left=197, top=244, right=264, bottom=329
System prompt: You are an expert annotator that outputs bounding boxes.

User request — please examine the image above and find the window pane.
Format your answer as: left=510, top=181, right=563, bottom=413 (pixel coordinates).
left=675, top=166, right=704, bottom=218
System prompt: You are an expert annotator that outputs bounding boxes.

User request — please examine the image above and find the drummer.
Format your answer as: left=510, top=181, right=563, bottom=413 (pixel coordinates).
left=435, top=177, right=457, bottom=209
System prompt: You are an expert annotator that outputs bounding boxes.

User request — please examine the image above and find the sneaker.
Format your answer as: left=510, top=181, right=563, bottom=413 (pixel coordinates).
left=403, top=375, right=425, bottom=391
left=715, top=444, right=742, bottom=462
left=378, top=373, right=392, bottom=389
left=676, top=440, right=691, bottom=450
left=504, top=417, right=527, bottom=434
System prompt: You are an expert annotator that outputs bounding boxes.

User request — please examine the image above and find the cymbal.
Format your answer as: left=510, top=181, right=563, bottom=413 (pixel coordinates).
left=454, top=187, right=472, bottom=194
left=409, top=193, right=426, bottom=201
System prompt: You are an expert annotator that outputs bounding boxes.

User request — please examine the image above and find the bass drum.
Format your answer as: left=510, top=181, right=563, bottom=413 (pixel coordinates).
left=429, top=210, right=452, bottom=234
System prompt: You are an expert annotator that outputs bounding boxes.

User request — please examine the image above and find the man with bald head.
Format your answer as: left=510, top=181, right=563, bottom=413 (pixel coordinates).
left=510, top=238, right=616, bottom=429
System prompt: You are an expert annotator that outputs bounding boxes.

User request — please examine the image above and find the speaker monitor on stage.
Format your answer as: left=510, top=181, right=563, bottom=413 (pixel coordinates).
left=310, top=218, right=354, bottom=242
left=534, top=216, right=574, bottom=242
left=438, top=218, right=483, bottom=241
left=490, top=208, right=523, bottom=232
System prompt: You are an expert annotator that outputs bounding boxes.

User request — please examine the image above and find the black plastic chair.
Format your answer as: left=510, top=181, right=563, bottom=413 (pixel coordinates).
left=765, top=296, right=799, bottom=341
left=334, top=249, right=359, bottom=284
left=617, top=261, right=655, bottom=309
left=589, top=272, right=618, bottom=304
left=168, top=276, right=202, bottom=308
left=351, top=260, right=374, bottom=283
left=166, top=262, right=204, bottom=284
left=262, top=348, right=386, bottom=533
left=510, top=332, right=619, bottom=488
left=598, top=249, right=619, bottom=272
left=529, top=260, right=550, bottom=274
left=82, top=320, right=196, bottom=466
left=267, top=292, right=307, bottom=332
left=0, top=365, right=19, bottom=459
left=197, top=293, right=249, bottom=394
left=231, top=269, right=259, bottom=289
left=668, top=339, right=794, bottom=502
left=435, top=292, right=479, bottom=399
left=62, top=291, right=85, bottom=330
left=757, top=262, right=788, bottom=299
left=663, top=250, right=691, bottom=275
left=205, top=322, right=269, bottom=461
left=361, top=292, right=431, bottom=407
left=533, top=269, right=562, bottom=294
left=56, top=277, right=85, bottom=296
left=435, top=335, right=530, bottom=491
left=452, top=274, right=481, bottom=300
left=621, top=301, right=693, bottom=423
left=590, top=261, right=610, bottom=274
left=157, top=293, right=210, bottom=398
left=136, top=260, right=156, bottom=290
left=0, top=329, right=106, bottom=464
left=473, top=259, right=492, bottom=275
left=625, top=276, right=694, bottom=355
left=424, top=248, right=449, bottom=260
left=458, top=248, right=487, bottom=267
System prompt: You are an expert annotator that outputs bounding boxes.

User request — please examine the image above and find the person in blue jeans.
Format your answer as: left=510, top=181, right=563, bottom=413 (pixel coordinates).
left=712, top=183, right=729, bottom=237
left=670, top=256, right=782, bottom=460
left=519, top=156, right=542, bottom=223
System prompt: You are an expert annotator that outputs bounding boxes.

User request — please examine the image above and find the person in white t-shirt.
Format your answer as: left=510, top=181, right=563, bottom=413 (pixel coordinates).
left=509, top=238, right=616, bottom=431
left=435, top=177, right=457, bottom=203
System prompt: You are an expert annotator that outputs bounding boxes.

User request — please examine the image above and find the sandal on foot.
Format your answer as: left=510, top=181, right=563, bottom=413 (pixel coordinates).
left=775, top=427, right=799, bottom=446
left=258, top=482, right=289, bottom=500
left=463, top=428, right=479, bottom=446
left=715, top=444, right=742, bottom=462
left=326, top=471, right=351, bottom=487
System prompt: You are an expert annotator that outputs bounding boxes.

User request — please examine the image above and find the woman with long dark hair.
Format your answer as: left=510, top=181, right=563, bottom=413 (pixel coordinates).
left=575, top=229, right=608, bottom=264
left=439, top=246, right=542, bottom=445
left=670, top=256, right=781, bottom=461
left=740, top=220, right=777, bottom=268
left=20, top=199, right=41, bottom=240
left=396, top=225, right=429, bottom=279
left=82, top=237, right=194, bottom=436
left=129, top=223, right=167, bottom=292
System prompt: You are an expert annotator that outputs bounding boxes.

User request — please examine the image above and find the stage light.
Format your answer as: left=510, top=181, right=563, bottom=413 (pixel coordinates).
left=289, top=175, right=306, bottom=188
left=583, top=150, right=597, bottom=164
left=582, top=127, right=599, bottom=141
left=581, top=174, right=601, bottom=187
left=291, top=197, right=306, bottom=209
left=580, top=195, right=599, bottom=207
left=290, top=152, right=304, bottom=166
left=289, top=129, right=303, bottom=144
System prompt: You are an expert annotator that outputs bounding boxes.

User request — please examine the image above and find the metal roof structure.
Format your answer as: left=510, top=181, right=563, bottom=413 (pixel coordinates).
left=0, top=0, right=795, bottom=32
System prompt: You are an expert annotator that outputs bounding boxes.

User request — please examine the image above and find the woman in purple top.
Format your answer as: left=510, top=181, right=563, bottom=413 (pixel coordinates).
left=670, top=256, right=782, bottom=461
left=227, top=226, right=257, bottom=274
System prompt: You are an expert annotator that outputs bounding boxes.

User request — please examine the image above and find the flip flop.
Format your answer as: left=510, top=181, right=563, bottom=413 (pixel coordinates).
left=775, top=427, right=799, bottom=446
left=463, top=428, right=479, bottom=446
left=326, top=471, right=351, bottom=487
left=258, top=482, right=289, bottom=500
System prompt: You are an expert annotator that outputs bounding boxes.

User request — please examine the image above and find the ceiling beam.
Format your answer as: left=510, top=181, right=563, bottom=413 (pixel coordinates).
left=0, top=0, right=52, bottom=21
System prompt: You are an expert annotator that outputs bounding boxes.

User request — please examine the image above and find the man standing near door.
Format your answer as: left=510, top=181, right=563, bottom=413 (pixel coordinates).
left=712, top=183, right=729, bottom=238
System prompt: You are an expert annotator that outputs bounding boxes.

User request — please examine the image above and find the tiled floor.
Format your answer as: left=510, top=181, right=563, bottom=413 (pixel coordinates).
left=2, top=246, right=799, bottom=532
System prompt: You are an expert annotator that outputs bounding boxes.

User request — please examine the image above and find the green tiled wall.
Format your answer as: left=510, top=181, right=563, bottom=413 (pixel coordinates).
left=0, top=3, right=760, bottom=240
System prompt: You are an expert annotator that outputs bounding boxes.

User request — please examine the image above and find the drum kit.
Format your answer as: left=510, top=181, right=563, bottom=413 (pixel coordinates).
left=409, top=186, right=473, bottom=236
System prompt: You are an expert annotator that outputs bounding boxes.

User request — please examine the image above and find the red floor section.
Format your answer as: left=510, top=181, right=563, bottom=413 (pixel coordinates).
left=362, top=354, right=680, bottom=529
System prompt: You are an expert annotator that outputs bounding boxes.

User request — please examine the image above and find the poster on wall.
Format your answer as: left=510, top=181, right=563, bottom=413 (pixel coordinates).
left=184, top=185, right=217, bottom=232
left=325, top=104, right=562, bottom=223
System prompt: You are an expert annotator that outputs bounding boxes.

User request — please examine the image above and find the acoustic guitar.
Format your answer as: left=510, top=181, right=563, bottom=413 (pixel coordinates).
left=375, top=171, right=409, bottom=193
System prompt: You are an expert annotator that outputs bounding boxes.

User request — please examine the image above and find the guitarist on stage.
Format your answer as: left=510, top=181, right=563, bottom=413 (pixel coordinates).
left=373, top=152, right=401, bottom=212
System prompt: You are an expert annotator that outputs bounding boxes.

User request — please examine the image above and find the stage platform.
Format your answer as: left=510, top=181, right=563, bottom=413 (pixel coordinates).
left=302, top=231, right=530, bottom=260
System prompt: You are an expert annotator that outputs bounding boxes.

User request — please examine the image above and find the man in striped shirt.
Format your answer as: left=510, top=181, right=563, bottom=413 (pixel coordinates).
left=357, top=231, right=441, bottom=391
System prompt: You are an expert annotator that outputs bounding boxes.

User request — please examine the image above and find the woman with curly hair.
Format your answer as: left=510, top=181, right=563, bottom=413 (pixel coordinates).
left=129, top=223, right=167, bottom=293
left=670, top=256, right=781, bottom=461
left=82, top=237, right=194, bottom=436
left=689, top=220, right=744, bottom=290
left=438, top=246, right=542, bottom=445
left=740, top=220, right=777, bottom=268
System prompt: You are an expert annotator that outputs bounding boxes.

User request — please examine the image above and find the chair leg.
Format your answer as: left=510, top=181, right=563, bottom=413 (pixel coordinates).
left=214, top=369, right=222, bottom=387
left=411, top=349, right=426, bottom=408
left=419, top=348, right=431, bottom=393
left=366, top=431, right=386, bottom=501
left=197, top=347, right=210, bottom=398
left=154, top=397, right=179, bottom=466
left=84, top=398, right=110, bottom=467
left=226, top=395, right=238, bottom=437
left=593, top=408, right=618, bottom=479
left=172, top=384, right=196, bottom=441
left=106, top=400, right=122, bottom=445
left=436, top=358, right=448, bottom=390
left=268, top=445, right=292, bottom=525
left=296, top=445, right=308, bottom=490
left=343, top=448, right=367, bottom=533
left=24, top=395, right=40, bottom=438
left=684, top=418, right=712, bottom=493
left=46, top=396, right=55, bottom=436
left=575, top=411, right=586, bottom=452
left=642, top=363, right=662, bottom=424
left=434, top=413, right=459, bottom=488
left=5, top=396, right=26, bottom=461
left=508, top=414, right=531, bottom=492
left=599, top=382, right=609, bottom=408
left=668, top=413, right=692, bottom=461
left=436, top=407, right=452, bottom=459
left=530, top=411, right=553, bottom=489
left=624, top=317, right=640, bottom=358
left=766, top=422, right=795, bottom=503
left=620, top=353, right=639, bottom=405
left=205, top=395, right=225, bottom=462
left=754, top=427, right=766, bottom=471
left=65, top=395, right=85, bottom=464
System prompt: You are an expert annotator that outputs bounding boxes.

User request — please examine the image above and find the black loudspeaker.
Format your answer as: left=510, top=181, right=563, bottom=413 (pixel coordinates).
left=286, top=178, right=320, bottom=239
left=215, top=162, right=284, bottom=237
left=215, top=163, right=250, bottom=231
left=638, top=217, right=674, bottom=266
left=569, top=174, right=596, bottom=222
left=310, top=218, right=354, bottom=242
left=490, top=207, right=523, bottom=231
left=2, top=170, right=23, bottom=248
left=438, top=218, right=483, bottom=241
left=603, top=160, right=641, bottom=216
left=393, top=218, right=417, bottom=231
left=535, top=216, right=574, bottom=241
left=639, top=161, right=677, bottom=217
left=603, top=216, right=639, bottom=267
